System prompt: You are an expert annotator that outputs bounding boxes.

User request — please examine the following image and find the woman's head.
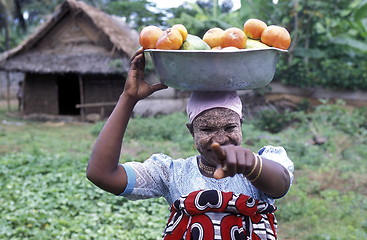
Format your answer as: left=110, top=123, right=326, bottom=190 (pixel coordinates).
left=186, top=91, right=242, bottom=124
left=186, top=91, right=243, bottom=164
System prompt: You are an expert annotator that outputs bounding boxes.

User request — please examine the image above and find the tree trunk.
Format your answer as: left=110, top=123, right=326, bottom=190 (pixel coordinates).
left=212, top=0, right=219, bottom=18
left=4, top=10, right=11, bottom=111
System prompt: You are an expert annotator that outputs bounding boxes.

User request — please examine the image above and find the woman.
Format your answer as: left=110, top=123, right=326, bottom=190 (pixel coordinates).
left=86, top=48, right=294, bottom=239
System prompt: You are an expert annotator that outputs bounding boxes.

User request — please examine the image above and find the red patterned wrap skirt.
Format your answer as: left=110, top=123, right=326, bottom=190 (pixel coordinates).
left=163, top=190, right=278, bottom=240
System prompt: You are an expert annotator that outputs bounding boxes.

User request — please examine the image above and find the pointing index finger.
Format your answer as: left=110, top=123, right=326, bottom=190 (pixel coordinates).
left=211, top=142, right=227, bottom=179
left=211, top=142, right=226, bottom=162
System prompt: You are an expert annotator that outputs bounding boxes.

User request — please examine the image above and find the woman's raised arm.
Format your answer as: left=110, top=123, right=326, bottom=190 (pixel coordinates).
left=86, top=48, right=167, bottom=195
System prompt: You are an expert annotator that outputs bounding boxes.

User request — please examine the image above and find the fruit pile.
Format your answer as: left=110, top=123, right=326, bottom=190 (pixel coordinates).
left=139, top=18, right=291, bottom=51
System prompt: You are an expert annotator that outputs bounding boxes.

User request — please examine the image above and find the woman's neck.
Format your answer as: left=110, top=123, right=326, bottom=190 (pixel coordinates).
left=197, top=156, right=216, bottom=177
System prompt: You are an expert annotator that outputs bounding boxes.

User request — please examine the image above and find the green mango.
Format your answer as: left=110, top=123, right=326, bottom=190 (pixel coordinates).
left=245, top=39, right=270, bottom=49
left=180, top=34, right=211, bottom=50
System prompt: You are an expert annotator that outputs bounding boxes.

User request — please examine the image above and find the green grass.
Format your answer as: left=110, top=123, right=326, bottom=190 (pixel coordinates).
left=0, top=101, right=366, bottom=239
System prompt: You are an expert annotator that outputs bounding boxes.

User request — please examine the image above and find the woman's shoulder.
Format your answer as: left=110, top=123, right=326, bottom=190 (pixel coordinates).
left=146, top=153, right=196, bottom=168
left=258, top=145, right=288, bottom=156
left=258, top=145, right=294, bottom=174
left=149, top=153, right=195, bottom=161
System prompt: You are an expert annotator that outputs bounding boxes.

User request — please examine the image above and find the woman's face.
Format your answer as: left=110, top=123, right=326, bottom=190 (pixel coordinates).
left=190, top=108, right=242, bottom=165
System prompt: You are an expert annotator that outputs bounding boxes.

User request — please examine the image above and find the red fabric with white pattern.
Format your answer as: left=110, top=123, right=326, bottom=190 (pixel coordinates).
left=163, top=190, right=277, bottom=240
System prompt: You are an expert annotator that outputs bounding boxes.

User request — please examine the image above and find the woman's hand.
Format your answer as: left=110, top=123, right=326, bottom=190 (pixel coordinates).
left=211, top=142, right=291, bottom=198
left=123, top=47, right=167, bottom=101
left=211, top=142, right=255, bottom=179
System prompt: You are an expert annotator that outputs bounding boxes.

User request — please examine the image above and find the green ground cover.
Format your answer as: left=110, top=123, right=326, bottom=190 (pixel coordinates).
left=0, top=101, right=366, bottom=239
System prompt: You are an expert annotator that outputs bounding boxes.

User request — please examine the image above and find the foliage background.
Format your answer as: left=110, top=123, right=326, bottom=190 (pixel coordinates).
left=1, top=101, right=367, bottom=239
left=1, top=0, right=367, bottom=90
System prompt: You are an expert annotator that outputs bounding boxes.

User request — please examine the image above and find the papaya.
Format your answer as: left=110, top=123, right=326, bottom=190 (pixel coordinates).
left=180, top=34, right=211, bottom=50
left=245, top=39, right=270, bottom=49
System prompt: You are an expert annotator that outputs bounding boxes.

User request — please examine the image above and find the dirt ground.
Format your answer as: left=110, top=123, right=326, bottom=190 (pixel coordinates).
left=0, top=99, right=18, bottom=111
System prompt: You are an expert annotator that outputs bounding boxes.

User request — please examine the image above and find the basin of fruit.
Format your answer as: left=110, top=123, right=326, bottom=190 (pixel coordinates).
left=146, top=48, right=287, bottom=91
left=140, top=18, right=291, bottom=91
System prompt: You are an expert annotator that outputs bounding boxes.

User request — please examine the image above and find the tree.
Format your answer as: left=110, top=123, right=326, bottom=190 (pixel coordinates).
left=104, top=0, right=166, bottom=31
left=0, top=0, right=27, bottom=52
left=166, top=0, right=237, bottom=37
left=272, top=0, right=367, bottom=89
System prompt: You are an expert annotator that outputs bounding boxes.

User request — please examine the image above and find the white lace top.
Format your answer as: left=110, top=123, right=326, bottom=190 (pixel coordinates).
left=120, top=146, right=294, bottom=205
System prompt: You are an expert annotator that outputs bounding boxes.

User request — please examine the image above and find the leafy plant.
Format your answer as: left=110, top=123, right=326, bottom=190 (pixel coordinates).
left=1, top=100, right=367, bottom=239
left=253, top=109, right=297, bottom=133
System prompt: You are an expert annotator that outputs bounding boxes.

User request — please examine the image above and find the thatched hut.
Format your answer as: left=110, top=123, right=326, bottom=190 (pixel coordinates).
left=0, top=0, right=140, bottom=120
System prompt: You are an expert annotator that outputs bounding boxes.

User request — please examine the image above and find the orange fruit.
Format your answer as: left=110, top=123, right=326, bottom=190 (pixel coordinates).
left=243, top=18, right=267, bottom=40
left=156, top=28, right=183, bottom=50
left=261, top=25, right=291, bottom=50
left=203, top=27, right=224, bottom=48
left=139, top=25, right=163, bottom=49
left=220, top=27, right=247, bottom=49
left=171, top=24, right=188, bottom=41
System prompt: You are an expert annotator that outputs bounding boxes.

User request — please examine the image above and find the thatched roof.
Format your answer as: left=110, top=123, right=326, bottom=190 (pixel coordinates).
left=0, top=0, right=140, bottom=74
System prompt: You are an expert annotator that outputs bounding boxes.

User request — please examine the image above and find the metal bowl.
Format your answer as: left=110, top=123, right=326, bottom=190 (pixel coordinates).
left=145, top=48, right=287, bottom=91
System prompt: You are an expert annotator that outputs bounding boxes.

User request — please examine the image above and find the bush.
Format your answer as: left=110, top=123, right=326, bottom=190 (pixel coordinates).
left=91, top=112, right=197, bottom=157
left=305, top=100, right=367, bottom=136
left=276, top=53, right=367, bottom=90
left=253, top=109, right=297, bottom=133
left=91, top=113, right=190, bottom=142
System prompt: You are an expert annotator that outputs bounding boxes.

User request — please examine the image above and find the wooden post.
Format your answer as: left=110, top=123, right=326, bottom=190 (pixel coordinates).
left=78, top=75, right=85, bottom=121
left=6, top=71, right=11, bottom=112
left=75, top=102, right=117, bottom=121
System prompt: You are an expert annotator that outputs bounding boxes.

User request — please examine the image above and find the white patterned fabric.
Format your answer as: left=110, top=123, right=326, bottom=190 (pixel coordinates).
left=120, top=146, right=294, bottom=205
